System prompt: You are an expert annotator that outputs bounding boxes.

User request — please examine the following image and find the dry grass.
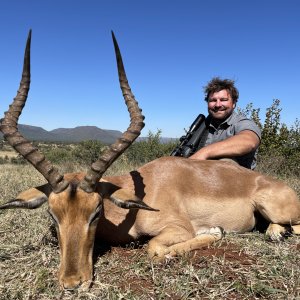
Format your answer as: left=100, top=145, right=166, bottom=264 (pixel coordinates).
left=0, top=163, right=300, bottom=299
left=0, top=150, right=18, bottom=159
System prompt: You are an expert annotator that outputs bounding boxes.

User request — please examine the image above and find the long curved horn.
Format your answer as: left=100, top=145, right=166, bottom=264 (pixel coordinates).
left=0, top=30, right=69, bottom=193
left=80, top=31, right=145, bottom=193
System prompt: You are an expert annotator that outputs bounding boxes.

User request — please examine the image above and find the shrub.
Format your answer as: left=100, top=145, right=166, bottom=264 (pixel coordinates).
left=239, top=99, right=299, bottom=177
left=125, top=130, right=177, bottom=164
left=44, top=147, right=74, bottom=164
left=71, top=140, right=106, bottom=165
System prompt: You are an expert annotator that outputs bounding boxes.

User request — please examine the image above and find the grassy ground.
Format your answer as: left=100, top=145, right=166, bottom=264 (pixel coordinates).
left=0, top=163, right=299, bottom=299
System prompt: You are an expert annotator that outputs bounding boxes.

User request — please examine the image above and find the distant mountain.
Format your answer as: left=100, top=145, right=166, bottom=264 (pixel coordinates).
left=0, top=124, right=177, bottom=144
left=0, top=124, right=122, bottom=144
left=50, top=126, right=122, bottom=143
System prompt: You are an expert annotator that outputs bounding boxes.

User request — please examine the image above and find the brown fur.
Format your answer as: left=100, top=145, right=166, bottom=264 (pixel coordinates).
left=3, top=157, right=300, bottom=289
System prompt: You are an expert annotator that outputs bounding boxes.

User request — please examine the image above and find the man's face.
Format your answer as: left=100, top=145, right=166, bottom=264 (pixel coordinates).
left=207, top=89, right=235, bottom=120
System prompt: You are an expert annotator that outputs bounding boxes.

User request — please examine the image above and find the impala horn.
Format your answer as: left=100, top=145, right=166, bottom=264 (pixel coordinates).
left=80, top=31, right=145, bottom=193
left=0, top=30, right=69, bottom=193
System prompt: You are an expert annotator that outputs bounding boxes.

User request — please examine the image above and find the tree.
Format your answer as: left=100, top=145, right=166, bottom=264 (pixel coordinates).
left=260, top=99, right=282, bottom=155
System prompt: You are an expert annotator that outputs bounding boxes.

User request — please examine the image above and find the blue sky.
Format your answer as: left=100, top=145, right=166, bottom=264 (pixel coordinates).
left=0, top=1, right=299, bottom=138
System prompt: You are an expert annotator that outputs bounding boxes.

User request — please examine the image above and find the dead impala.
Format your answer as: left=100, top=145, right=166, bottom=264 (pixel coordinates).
left=1, top=31, right=300, bottom=290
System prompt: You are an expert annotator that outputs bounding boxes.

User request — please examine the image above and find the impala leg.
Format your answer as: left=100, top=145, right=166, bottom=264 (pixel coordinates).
left=147, top=226, right=223, bottom=261
left=256, top=185, right=300, bottom=241
left=265, top=223, right=289, bottom=241
left=166, top=227, right=224, bottom=257
left=291, top=225, right=300, bottom=234
left=266, top=223, right=300, bottom=241
left=147, top=226, right=194, bottom=260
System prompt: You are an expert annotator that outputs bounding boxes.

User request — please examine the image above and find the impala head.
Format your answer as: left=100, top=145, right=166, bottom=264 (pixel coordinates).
left=48, top=178, right=102, bottom=289
left=0, top=30, right=155, bottom=289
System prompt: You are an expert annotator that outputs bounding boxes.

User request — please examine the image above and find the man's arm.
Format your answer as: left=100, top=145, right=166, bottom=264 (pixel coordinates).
left=189, top=130, right=260, bottom=160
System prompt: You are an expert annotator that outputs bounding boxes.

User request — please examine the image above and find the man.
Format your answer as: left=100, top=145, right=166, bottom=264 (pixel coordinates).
left=189, top=77, right=261, bottom=169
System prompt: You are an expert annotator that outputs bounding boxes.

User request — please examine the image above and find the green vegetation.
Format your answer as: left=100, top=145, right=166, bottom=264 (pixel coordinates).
left=125, top=130, right=177, bottom=165
left=238, top=99, right=299, bottom=177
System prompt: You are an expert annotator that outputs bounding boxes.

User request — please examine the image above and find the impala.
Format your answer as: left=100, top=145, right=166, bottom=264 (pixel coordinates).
left=1, top=31, right=300, bottom=290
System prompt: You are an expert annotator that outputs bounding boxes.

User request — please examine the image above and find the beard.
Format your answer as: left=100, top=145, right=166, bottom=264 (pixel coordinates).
left=208, top=106, right=234, bottom=121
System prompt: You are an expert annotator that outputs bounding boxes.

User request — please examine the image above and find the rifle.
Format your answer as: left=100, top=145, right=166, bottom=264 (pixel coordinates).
left=170, top=114, right=207, bottom=157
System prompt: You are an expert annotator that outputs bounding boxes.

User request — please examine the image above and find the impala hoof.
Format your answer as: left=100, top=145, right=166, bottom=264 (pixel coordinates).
left=60, top=275, right=92, bottom=290
left=266, top=224, right=289, bottom=242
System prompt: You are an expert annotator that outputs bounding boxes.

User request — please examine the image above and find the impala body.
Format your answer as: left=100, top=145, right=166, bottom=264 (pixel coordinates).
left=1, top=31, right=300, bottom=290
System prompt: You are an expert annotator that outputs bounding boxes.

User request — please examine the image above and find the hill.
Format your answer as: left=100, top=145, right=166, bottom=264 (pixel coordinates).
left=0, top=124, right=122, bottom=144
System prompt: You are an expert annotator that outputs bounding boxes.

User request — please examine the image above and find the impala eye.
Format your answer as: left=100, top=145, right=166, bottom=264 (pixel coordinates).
left=89, top=204, right=102, bottom=225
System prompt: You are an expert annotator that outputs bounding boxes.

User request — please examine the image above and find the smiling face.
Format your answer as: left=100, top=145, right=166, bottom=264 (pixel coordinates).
left=48, top=184, right=102, bottom=289
left=207, top=89, right=236, bottom=121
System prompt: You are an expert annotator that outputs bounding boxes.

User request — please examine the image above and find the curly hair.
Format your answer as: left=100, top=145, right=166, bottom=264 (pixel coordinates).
left=204, top=77, right=239, bottom=103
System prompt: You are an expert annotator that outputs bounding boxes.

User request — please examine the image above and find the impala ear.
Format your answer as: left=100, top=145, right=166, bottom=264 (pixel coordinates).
left=97, top=181, right=159, bottom=211
left=109, top=189, right=159, bottom=211
left=0, top=184, right=51, bottom=210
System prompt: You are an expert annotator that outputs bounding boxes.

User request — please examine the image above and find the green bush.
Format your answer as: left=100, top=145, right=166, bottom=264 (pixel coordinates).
left=125, top=130, right=177, bottom=164
left=71, top=140, right=106, bottom=165
left=10, top=155, right=27, bottom=165
left=239, top=99, right=299, bottom=177
left=44, top=147, right=74, bottom=164
left=40, top=140, right=106, bottom=166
